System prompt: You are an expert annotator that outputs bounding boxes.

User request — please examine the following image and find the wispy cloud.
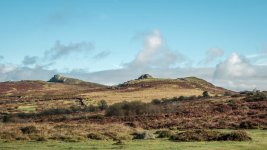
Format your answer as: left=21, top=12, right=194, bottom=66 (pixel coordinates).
left=201, top=48, right=224, bottom=64
left=93, top=51, right=110, bottom=59
left=47, top=11, right=69, bottom=26
left=0, top=56, right=4, bottom=61
left=44, top=41, right=94, bottom=60
left=22, top=56, right=38, bottom=66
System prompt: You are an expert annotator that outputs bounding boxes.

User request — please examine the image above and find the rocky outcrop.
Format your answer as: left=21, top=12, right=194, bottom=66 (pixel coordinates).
left=48, top=74, right=85, bottom=84
left=137, top=74, right=153, bottom=80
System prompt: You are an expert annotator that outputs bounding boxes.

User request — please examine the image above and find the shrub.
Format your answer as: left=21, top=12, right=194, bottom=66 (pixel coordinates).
left=113, top=140, right=125, bottom=145
left=178, top=96, right=185, bottom=101
left=217, top=131, right=251, bottom=141
left=28, top=134, right=47, bottom=141
left=202, top=91, right=209, bottom=97
left=35, top=136, right=47, bottom=141
left=151, top=99, right=162, bottom=105
left=169, top=130, right=251, bottom=142
left=239, top=121, right=258, bottom=129
left=133, top=131, right=155, bottom=140
left=103, top=131, right=131, bottom=140
left=106, top=101, right=151, bottom=116
left=51, top=136, right=80, bottom=142
left=226, top=100, right=238, bottom=109
left=156, top=130, right=173, bottom=138
left=98, top=100, right=108, bottom=110
left=86, top=105, right=99, bottom=112
left=124, top=122, right=138, bottom=128
left=0, top=132, right=19, bottom=140
left=87, top=133, right=107, bottom=140
left=105, top=99, right=179, bottom=117
left=2, top=115, right=12, bottom=123
left=244, top=92, right=266, bottom=102
left=170, top=130, right=220, bottom=141
left=20, top=126, right=38, bottom=134
left=224, top=91, right=232, bottom=96
left=38, top=108, right=73, bottom=116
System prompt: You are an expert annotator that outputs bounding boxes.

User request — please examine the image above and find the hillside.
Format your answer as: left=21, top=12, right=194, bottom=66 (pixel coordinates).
left=0, top=74, right=235, bottom=115
left=0, top=74, right=266, bottom=148
left=86, top=74, right=233, bottom=104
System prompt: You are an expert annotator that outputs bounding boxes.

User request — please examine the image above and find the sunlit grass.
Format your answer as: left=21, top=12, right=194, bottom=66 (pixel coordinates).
left=0, top=130, right=266, bottom=150
left=17, top=105, right=37, bottom=113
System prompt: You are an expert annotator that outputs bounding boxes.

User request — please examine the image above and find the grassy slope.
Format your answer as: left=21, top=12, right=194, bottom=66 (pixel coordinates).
left=82, top=77, right=231, bottom=104
left=0, top=77, right=231, bottom=113
left=0, top=130, right=266, bottom=150
left=82, top=87, right=203, bottom=104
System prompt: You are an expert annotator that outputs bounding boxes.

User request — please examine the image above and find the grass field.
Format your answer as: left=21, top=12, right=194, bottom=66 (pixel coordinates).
left=0, top=130, right=266, bottom=150
left=82, top=87, right=203, bottom=104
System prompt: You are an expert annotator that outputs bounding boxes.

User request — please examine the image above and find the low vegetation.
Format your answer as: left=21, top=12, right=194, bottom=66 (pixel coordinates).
left=170, top=130, right=251, bottom=142
left=132, top=131, right=155, bottom=140
left=244, top=91, right=267, bottom=102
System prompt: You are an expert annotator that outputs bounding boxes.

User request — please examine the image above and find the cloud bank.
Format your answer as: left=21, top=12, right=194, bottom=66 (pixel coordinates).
left=213, top=53, right=267, bottom=90
left=0, top=30, right=267, bottom=91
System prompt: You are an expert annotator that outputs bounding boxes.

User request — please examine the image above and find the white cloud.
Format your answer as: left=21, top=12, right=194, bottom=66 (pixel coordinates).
left=214, top=53, right=255, bottom=79
left=0, top=64, right=16, bottom=74
left=0, top=65, right=57, bottom=81
left=213, top=53, right=267, bottom=91
left=202, top=48, right=224, bottom=64
left=127, top=30, right=186, bottom=68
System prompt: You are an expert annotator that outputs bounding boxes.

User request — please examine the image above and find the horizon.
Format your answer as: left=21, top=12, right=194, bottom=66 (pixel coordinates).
left=1, top=0, right=267, bottom=91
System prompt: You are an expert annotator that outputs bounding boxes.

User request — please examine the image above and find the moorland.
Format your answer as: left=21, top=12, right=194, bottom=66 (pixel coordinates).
left=0, top=74, right=266, bottom=150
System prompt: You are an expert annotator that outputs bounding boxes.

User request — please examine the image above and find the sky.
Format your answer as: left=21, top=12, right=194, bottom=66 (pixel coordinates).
left=0, top=0, right=267, bottom=91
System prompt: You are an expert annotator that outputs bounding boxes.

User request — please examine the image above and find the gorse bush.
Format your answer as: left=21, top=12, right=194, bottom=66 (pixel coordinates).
left=217, top=130, right=251, bottom=141
left=170, top=130, right=251, bottom=142
left=106, top=101, right=153, bottom=116
left=151, top=99, right=162, bottom=105
left=105, top=99, right=180, bottom=117
left=170, top=130, right=220, bottom=141
left=132, top=131, right=155, bottom=140
left=156, top=130, right=174, bottom=138
left=244, top=91, right=266, bottom=102
left=239, top=121, right=258, bottom=129
left=98, top=100, right=108, bottom=110
left=202, top=91, right=209, bottom=97
left=20, top=126, right=38, bottom=134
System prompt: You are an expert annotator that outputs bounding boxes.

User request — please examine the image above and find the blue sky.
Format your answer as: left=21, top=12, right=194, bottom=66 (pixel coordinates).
left=0, top=0, right=267, bottom=90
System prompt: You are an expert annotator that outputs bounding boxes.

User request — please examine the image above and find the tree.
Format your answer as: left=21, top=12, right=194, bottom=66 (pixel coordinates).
left=202, top=91, right=209, bottom=97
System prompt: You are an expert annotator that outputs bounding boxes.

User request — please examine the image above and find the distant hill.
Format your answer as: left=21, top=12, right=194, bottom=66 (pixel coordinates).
left=0, top=75, right=106, bottom=96
left=0, top=74, right=234, bottom=104
left=80, top=74, right=235, bottom=104
left=117, top=74, right=231, bottom=96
